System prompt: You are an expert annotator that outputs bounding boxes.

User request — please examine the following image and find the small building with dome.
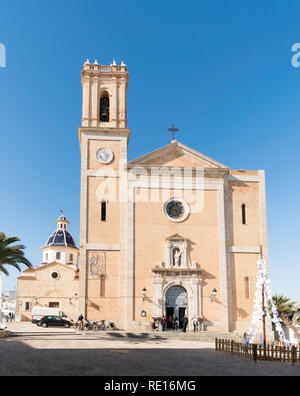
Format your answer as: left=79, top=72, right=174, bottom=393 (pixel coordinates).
left=41, top=215, right=79, bottom=270
left=16, top=215, right=80, bottom=321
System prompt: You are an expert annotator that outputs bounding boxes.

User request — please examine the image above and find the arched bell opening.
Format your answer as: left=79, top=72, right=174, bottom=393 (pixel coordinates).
left=99, top=92, right=110, bottom=122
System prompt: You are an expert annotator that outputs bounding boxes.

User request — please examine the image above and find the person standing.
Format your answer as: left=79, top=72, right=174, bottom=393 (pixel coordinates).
left=161, top=315, right=167, bottom=332
left=193, top=316, right=198, bottom=333
left=172, top=314, right=178, bottom=331
left=242, top=332, right=250, bottom=345
left=183, top=315, right=188, bottom=333
left=78, top=314, right=84, bottom=331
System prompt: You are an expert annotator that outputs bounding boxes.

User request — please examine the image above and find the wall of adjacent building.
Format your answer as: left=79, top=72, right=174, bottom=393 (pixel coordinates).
left=17, top=263, right=79, bottom=321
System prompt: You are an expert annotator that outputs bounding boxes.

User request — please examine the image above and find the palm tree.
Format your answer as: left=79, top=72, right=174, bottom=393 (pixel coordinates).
left=271, top=294, right=300, bottom=339
left=0, top=232, right=32, bottom=276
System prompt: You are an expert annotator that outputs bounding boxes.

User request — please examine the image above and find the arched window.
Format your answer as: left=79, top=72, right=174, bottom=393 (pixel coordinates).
left=101, top=201, right=106, bottom=222
left=244, top=277, right=250, bottom=299
left=99, top=92, right=109, bottom=122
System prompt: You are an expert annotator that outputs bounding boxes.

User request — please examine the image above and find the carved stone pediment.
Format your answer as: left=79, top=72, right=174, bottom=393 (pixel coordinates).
left=165, top=234, right=186, bottom=242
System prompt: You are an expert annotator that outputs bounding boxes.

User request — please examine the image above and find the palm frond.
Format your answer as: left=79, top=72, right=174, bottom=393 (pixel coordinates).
left=0, top=232, right=32, bottom=276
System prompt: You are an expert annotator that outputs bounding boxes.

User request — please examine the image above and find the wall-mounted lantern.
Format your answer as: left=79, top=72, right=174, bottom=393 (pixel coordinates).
left=210, top=288, right=217, bottom=302
left=142, top=287, right=147, bottom=301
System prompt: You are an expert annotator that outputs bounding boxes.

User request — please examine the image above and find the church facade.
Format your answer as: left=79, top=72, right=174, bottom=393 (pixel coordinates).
left=78, top=61, right=269, bottom=333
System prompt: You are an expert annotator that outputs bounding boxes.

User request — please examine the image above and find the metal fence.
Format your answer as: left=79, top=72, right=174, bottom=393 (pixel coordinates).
left=216, top=338, right=300, bottom=363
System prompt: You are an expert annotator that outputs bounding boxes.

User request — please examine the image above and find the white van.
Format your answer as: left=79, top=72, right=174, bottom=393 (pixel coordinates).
left=32, top=307, right=68, bottom=324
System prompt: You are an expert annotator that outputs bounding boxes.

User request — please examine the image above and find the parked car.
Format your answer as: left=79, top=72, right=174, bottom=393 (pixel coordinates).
left=38, top=316, right=73, bottom=328
left=32, top=307, right=69, bottom=324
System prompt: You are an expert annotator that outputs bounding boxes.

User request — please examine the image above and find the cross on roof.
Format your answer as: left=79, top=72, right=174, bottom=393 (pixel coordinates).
left=168, top=124, right=179, bottom=141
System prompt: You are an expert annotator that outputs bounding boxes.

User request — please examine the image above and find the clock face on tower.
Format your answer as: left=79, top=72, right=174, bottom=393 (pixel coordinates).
left=96, top=148, right=114, bottom=164
left=163, top=198, right=190, bottom=223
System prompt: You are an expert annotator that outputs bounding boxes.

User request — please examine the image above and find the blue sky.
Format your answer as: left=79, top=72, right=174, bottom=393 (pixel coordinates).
left=0, top=0, right=299, bottom=300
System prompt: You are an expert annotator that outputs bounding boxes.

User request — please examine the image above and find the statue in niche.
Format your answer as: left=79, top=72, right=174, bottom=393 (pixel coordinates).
left=173, top=249, right=181, bottom=267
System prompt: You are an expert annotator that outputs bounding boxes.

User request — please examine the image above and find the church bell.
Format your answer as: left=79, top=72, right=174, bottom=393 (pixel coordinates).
left=100, top=97, right=109, bottom=122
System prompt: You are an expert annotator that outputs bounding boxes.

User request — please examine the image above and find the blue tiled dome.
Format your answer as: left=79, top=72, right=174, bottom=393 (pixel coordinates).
left=45, top=229, right=77, bottom=248
left=45, top=215, right=77, bottom=248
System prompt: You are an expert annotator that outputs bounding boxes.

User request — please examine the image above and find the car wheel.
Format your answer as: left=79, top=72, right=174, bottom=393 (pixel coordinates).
left=64, top=323, right=70, bottom=329
left=42, top=323, right=48, bottom=328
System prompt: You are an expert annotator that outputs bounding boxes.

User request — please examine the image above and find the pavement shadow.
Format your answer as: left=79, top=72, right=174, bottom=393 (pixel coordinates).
left=1, top=338, right=300, bottom=376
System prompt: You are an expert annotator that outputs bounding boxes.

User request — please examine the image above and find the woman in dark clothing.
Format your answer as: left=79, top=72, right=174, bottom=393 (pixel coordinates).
left=161, top=315, right=167, bottom=332
left=172, top=314, right=178, bottom=331
left=183, top=315, right=188, bottom=333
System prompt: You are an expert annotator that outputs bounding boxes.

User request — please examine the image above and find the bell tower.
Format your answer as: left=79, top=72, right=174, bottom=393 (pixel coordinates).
left=78, top=59, right=130, bottom=324
left=81, top=59, right=129, bottom=129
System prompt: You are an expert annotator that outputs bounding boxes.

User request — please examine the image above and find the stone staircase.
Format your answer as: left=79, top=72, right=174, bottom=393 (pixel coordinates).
left=0, top=330, right=11, bottom=338
left=158, top=331, right=235, bottom=342
left=79, top=330, right=236, bottom=342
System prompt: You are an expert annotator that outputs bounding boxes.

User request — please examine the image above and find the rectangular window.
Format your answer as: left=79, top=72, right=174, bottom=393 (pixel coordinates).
left=56, top=252, right=61, bottom=260
left=49, top=302, right=59, bottom=308
left=101, top=201, right=106, bottom=222
left=25, top=302, right=30, bottom=311
left=242, top=204, right=247, bottom=225
left=245, top=277, right=250, bottom=299
left=70, top=254, right=73, bottom=262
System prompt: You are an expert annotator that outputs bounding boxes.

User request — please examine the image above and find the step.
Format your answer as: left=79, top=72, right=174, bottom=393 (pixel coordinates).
left=77, top=330, right=235, bottom=341
left=0, top=330, right=11, bottom=338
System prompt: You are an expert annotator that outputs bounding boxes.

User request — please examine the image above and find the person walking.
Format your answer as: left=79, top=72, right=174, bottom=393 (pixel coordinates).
left=183, top=315, right=188, bottom=333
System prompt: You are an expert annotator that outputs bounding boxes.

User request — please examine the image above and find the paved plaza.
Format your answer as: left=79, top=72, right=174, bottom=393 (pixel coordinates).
left=0, top=323, right=300, bottom=376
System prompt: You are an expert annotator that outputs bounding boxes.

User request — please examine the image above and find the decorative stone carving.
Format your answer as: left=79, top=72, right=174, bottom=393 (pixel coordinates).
left=88, top=252, right=106, bottom=280
left=173, top=249, right=181, bottom=267
left=164, top=234, right=190, bottom=269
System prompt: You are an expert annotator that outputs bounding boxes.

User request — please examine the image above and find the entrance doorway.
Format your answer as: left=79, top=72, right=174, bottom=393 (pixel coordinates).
left=166, top=307, right=174, bottom=329
left=178, top=307, right=186, bottom=329
left=165, top=285, right=188, bottom=329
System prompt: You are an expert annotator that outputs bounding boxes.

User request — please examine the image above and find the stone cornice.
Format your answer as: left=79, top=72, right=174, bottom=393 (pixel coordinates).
left=152, top=268, right=203, bottom=277
left=126, top=164, right=228, bottom=178
left=78, top=127, right=131, bottom=151
left=81, top=64, right=129, bottom=82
